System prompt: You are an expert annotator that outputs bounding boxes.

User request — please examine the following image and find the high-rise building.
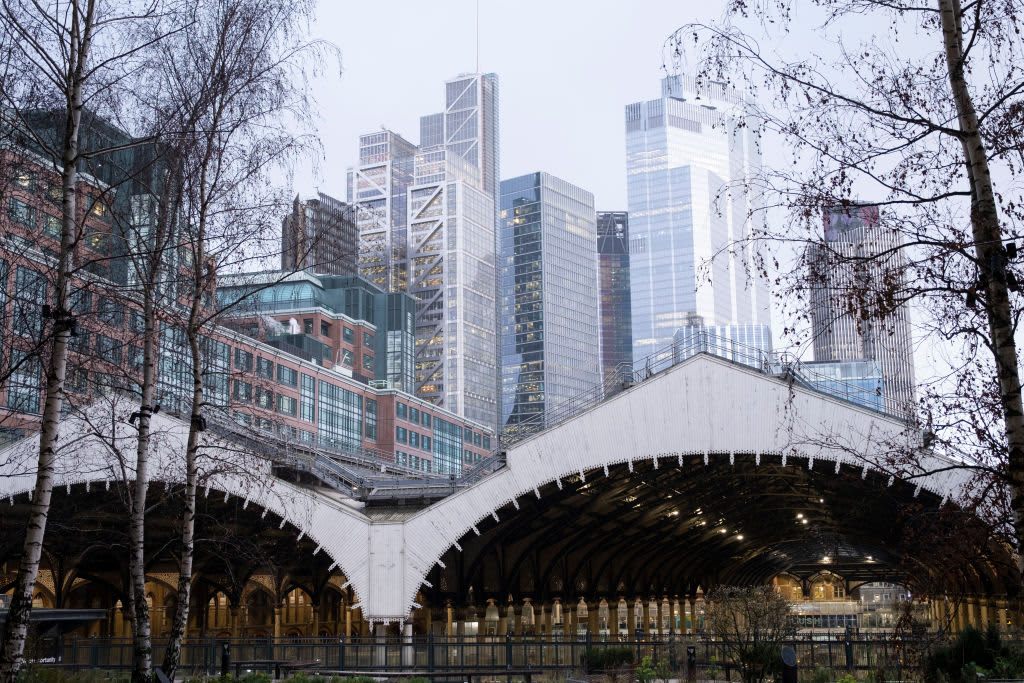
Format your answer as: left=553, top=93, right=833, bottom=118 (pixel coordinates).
left=423, top=73, right=502, bottom=427
left=346, top=75, right=501, bottom=429
left=597, top=212, right=632, bottom=386
left=406, top=147, right=497, bottom=426
left=346, top=130, right=419, bottom=292
left=625, top=75, right=771, bottom=365
left=281, top=193, right=358, bottom=275
left=807, top=205, right=916, bottom=415
left=500, top=173, right=601, bottom=428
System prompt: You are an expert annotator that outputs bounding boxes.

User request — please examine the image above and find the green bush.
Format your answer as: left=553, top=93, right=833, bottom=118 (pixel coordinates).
left=809, top=666, right=836, bottom=683
left=581, top=646, right=635, bottom=673
left=234, top=674, right=271, bottom=683
left=17, top=671, right=127, bottom=683
left=926, top=624, right=1024, bottom=683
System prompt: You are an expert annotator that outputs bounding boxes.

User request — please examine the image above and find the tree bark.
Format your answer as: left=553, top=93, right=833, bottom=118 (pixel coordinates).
left=0, top=3, right=94, bottom=678
left=939, top=0, right=1024, bottom=565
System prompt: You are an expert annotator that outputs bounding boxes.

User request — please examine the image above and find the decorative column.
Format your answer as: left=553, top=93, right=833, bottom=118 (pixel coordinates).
left=312, top=602, right=321, bottom=636
left=273, top=605, right=282, bottom=638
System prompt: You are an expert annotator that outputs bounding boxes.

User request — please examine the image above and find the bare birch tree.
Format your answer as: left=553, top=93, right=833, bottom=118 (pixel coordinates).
left=0, top=2, right=175, bottom=678
left=669, top=0, right=1024, bottom=562
left=151, top=0, right=330, bottom=674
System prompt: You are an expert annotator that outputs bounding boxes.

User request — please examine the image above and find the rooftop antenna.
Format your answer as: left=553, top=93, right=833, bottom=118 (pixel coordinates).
left=475, top=0, right=480, bottom=73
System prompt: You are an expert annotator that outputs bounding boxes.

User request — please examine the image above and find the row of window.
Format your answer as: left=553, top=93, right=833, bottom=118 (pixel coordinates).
left=395, top=451, right=432, bottom=473
left=301, top=317, right=374, bottom=349
left=395, top=426, right=432, bottom=451
left=395, top=400, right=491, bottom=450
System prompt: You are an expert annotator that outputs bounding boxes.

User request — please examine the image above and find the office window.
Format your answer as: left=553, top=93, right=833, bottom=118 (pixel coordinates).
left=300, top=374, right=315, bottom=422
left=255, top=386, right=274, bottom=410
left=10, top=170, right=37, bottom=190
left=365, top=398, right=377, bottom=441
left=233, top=380, right=253, bottom=403
left=234, top=348, right=253, bottom=372
left=94, top=335, right=122, bottom=365
left=396, top=402, right=407, bottom=419
left=362, top=353, right=373, bottom=371
left=421, top=413, right=431, bottom=428
left=409, top=407, right=420, bottom=424
left=70, top=288, right=91, bottom=315
left=422, top=435, right=431, bottom=451
left=96, top=297, right=124, bottom=326
left=396, top=426, right=407, bottom=444
left=277, top=365, right=298, bottom=387
left=277, top=394, right=297, bottom=416
left=13, top=267, right=46, bottom=336
left=42, top=214, right=60, bottom=238
left=320, top=321, right=331, bottom=336
left=340, top=349, right=353, bottom=367
left=409, top=431, right=420, bottom=448
left=316, top=381, right=362, bottom=450
left=130, top=309, right=145, bottom=333
left=474, top=433, right=481, bottom=447
left=482, top=436, right=490, bottom=449
left=363, top=332, right=374, bottom=347
left=233, top=411, right=252, bottom=426
left=303, top=318, right=313, bottom=334
left=464, top=429, right=474, bottom=443
left=256, top=357, right=274, bottom=379
left=6, top=350, right=41, bottom=414
left=343, top=326, right=354, bottom=343
left=8, top=198, right=36, bottom=227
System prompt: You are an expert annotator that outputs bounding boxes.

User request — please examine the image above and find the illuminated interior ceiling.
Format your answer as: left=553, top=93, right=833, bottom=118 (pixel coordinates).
left=424, top=453, right=1017, bottom=605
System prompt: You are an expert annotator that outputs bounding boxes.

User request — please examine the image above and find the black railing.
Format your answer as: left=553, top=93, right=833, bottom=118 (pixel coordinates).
left=24, top=633, right=995, bottom=676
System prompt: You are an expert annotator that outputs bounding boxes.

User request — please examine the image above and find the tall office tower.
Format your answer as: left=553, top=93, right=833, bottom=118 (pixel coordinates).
left=597, top=211, right=632, bottom=386
left=346, top=130, right=419, bottom=292
left=406, top=147, right=498, bottom=426
left=807, top=205, right=916, bottom=415
left=625, top=75, right=771, bottom=365
left=281, top=192, right=358, bottom=275
left=500, top=173, right=601, bottom=428
left=423, top=73, right=502, bottom=426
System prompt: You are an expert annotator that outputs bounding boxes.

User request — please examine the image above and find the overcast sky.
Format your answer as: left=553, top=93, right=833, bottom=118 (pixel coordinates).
left=299, top=0, right=725, bottom=210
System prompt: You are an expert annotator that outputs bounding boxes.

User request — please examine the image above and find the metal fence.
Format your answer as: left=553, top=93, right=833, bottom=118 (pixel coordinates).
left=26, top=633, right=979, bottom=676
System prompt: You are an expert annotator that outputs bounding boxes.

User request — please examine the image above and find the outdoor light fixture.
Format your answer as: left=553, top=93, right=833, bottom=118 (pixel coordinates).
left=802, top=519, right=808, bottom=524
left=736, top=535, right=744, bottom=540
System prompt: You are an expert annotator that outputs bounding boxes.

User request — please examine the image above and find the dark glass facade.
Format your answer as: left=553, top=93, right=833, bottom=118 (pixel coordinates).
left=499, top=173, right=601, bottom=430
left=281, top=193, right=358, bottom=276
left=597, top=212, right=632, bottom=386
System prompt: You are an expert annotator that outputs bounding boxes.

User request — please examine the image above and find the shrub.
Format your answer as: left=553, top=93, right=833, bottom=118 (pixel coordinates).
left=926, top=625, right=1024, bottom=683
left=581, top=646, right=635, bottom=673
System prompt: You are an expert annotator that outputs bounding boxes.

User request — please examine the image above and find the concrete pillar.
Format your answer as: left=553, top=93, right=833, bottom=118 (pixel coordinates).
left=402, top=622, right=414, bottom=666
left=374, top=623, right=387, bottom=667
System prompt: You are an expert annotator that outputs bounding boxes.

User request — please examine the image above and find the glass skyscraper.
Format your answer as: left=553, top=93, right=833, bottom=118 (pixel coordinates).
left=625, top=76, right=771, bottom=365
left=807, top=205, right=916, bottom=415
left=348, top=74, right=501, bottom=429
left=347, top=129, right=418, bottom=293
left=500, top=173, right=601, bottom=428
left=597, top=211, right=632, bottom=386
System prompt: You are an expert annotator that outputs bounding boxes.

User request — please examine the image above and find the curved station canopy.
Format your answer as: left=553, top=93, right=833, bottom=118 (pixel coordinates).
left=0, top=354, right=1017, bottom=625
